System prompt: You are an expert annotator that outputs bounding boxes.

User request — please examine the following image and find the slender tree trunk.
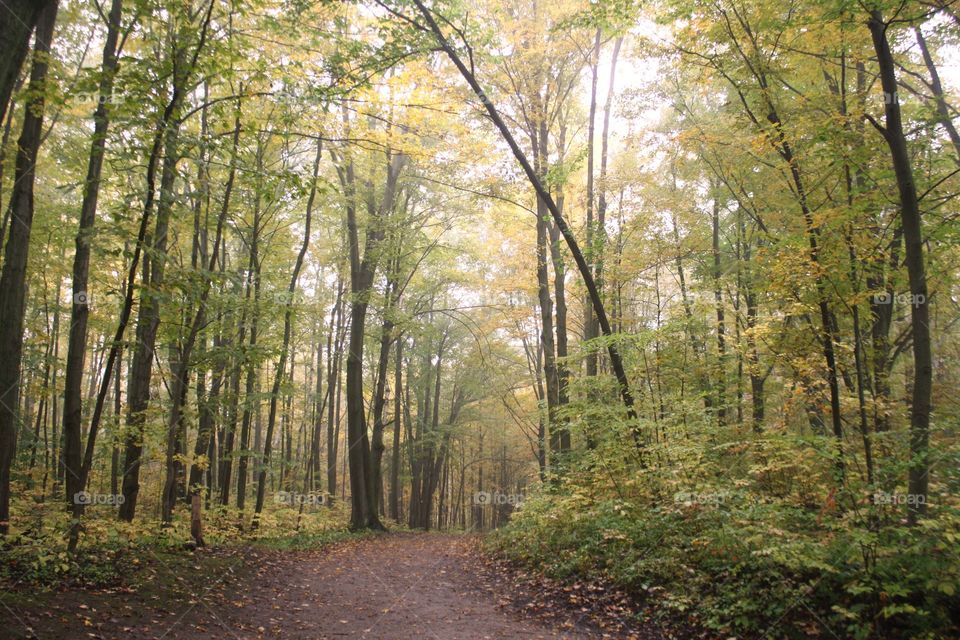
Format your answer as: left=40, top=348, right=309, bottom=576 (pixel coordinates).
left=253, top=140, right=320, bottom=522
left=593, top=35, right=622, bottom=376
left=119, top=111, right=183, bottom=521
left=326, top=282, right=344, bottom=499
left=532, top=127, right=560, bottom=465
left=61, top=0, right=123, bottom=518
left=236, top=208, right=262, bottom=513
left=913, top=26, right=960, bottom=163
left=110, top=345, right=122, bottom=497
left=711, top=192, right=727, bottom=426
left=0, top=1, right=58, bottom=535
left=309, top=320, right=324, bottom=493
left=547, top=121, right=570, bottom=453
left=389, top=336, right=403, bottom=521
left=741, top=215, right=765, bottom=431
left=219, top=306, right=245, bottom=506
left=869, top=12, right=933, bottom=522
left=370, top=272, right=398, bottom=517
left=584, top=29, right=601, bottom=380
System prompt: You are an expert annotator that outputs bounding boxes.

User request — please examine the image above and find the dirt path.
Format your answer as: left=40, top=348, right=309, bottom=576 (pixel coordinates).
left=3, top=533, right=646, bottom=639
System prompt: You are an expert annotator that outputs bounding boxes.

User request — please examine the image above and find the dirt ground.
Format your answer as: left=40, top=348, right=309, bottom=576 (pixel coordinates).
left=0, top=533, right=660, bottom=639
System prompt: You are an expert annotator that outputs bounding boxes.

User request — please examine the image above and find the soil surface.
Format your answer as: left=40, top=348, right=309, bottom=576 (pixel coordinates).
left=0, top=533, right=660, bottom=639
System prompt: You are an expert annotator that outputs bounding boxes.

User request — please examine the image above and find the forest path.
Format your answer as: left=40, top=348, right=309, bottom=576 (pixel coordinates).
left=183, top=532, right=578, bottom=639
left=5, top=532, right=635, bottom=639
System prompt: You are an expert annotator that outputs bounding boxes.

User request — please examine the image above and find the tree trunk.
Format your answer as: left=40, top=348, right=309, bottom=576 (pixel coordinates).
left=253, top=140, right=320, bottom=522
left=711, top=191, right=727, bottom=426
left=584, top=29, right=601, bottom=380
left=119, top=112, right=183, bottom=521
left=336, top=130, right=403, bottom=530
left=370, top=272, right=398, bottom=517
left=0, top=1, right=58, bottom=535
left=869, top=12, right=933, bottom=522
left=0, top=0, right=50, bottom=126
left=61, top=0, right=123, bottom=520
left=326, top=282, right=344, bottom=499
left=389, top=336, right=403, bottom=521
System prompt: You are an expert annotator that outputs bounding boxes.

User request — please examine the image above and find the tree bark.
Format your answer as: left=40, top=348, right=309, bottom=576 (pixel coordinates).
left=326, top=281, right=344, bottom=499
left=0, top=0, right=50, bottom=126
left=711, top=191, right=727, bottom=426
left=869, top=12, right=933, bottom=522
left=0, top=1, right=58, bottom=535
left=253, top=140, right=321, bottom=522
left=118, top=113, right=183, bottom=521
left=389, top=336, right=403, bottom=521
left=62, top=0, right=123, bottom=519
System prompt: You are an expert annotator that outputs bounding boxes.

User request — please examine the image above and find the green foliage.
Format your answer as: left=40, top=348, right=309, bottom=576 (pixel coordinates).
left=493, top=428, right=960, bottom=639
left=0, top=494, right=349, bottom=589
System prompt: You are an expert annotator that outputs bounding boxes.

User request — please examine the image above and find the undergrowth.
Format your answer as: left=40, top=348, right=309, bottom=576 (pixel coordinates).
left=492, top=413, right=960, bottom=640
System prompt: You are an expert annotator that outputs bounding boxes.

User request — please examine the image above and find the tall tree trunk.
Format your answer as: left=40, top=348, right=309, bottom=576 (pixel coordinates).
left=740, top=213, right=765, bottom=431
left=335, top=128, right=403, bottom=530
left=326, top=281, right=344, bottom=499
left=253, top=140, right=320, bottom=522
left=0, top=0, right=50, bottom=126
left=61, top=0, right=123, bottom=519
left=869, top=12, right=933, bottom=522
left=389, top=336, right=403, bottom=521
left=118, top=112, right=183, bottom=521
left=219, top=302, right=246, bottom=506
left=547, top=122, right=570, bottom=453
left=584, top=29, right=601, bottom=380
left=236, top=197, right=262, bottom=513
left=532, top=128, right=560, bottom=465
left=308, top=319, right=324, bottom=493
left=0, top=1, right=58, bottom=535
left=594, top=35, right=622, bottom=316
left=711, top=191, right=727, bottom=426
left=370, top=271, right=398, bottom=517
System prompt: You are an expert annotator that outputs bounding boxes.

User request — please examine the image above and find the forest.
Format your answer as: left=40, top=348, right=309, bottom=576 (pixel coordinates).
left=0, top=0, right=958, bottom=638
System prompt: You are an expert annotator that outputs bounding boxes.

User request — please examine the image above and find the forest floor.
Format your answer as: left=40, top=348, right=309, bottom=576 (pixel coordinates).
left=0, top=532, right=665, bottom=639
